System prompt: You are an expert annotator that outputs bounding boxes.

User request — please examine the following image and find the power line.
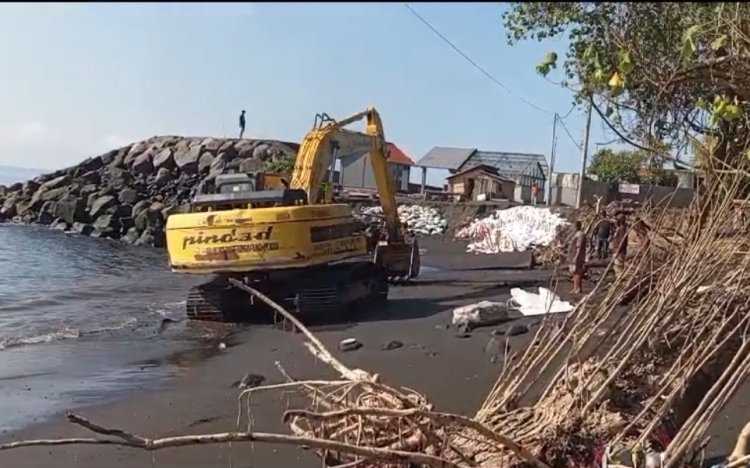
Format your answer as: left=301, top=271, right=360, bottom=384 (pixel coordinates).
left=555, top=114, right=582, bottom=150
left=403, top=3, right=551, bottom=116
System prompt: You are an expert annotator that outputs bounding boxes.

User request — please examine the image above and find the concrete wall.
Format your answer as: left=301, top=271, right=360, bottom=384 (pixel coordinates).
left=340, top=153, right=410, bottom=192
left=549, top=172, right=695, bottom=209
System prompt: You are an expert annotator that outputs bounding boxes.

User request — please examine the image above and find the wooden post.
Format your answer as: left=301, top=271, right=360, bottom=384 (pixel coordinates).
left=420, top=166, right=427, bottom=194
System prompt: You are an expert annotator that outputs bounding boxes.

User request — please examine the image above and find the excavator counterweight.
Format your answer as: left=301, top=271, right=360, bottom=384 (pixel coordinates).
left=164, top=108, right=420, bottom=322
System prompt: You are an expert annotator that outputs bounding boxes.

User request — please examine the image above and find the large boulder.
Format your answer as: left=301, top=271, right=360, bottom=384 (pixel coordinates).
left=36, top=201, right=56, bottom=225
left=40, top=175, right=70, bottom=191
left=132, top=152, right=154, bottom=176
left=153, top=149, right=174, bottom=170
left=22, top=180, right=40, bottom=196
left=79, top=155, right=104, bottom=173
left=202, top=138, right=223, bottom=152
left=252, top=144, right=271, bottom=160
left=80, top=170, right=101, bottom=185
left=239, top=158, right=263, bottom=173
left=122, top=227, right=141, bottom=244
left=118, top=188, right=138, bottom=205
left=89, top=195, right=116, bottom=218
left=131, top=200, right=151, bottom=219
left=134, top=208, right=164, bottom=232
left=198, top=152, right=214, bottom=173
left=71, top=222, right=94, bottom=236
left=209, top=152, right=231, bottom=174
left=1, top=194, right=19, bottom=218
left=174, top=145, right=202, bottom=173
left=92, top=214, right=120, bottom=237
left=155, top=167, right=172, bottom=186
left=103, top=165, right=131, bottom=189
left=53, top=196, right=87, bottom=224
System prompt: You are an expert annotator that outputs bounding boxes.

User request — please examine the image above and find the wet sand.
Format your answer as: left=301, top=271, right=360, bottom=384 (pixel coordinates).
left=0, top=239, right=740, bottom=467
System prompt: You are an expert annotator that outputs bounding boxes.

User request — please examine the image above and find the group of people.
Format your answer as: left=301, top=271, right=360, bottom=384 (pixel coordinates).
left=566, top=210, right=630, bottom=294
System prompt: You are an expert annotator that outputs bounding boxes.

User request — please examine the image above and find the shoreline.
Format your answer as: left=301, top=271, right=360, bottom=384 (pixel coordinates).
left=0, top=252, right=552, bottom=467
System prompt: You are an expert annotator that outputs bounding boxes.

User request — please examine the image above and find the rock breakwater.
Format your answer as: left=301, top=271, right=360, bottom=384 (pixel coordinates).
left=0, top=136, right=298, bottom=247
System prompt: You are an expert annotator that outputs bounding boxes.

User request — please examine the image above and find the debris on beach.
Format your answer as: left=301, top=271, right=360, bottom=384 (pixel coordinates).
left=338, top=338, right=362, bottom=352
left=354, top=204, right=447, bottom=236
left=456, top=206, right=568, bottom=254
left=451, top=300, right=509, bottom=330
left=507, top=287, right=574, bottom=316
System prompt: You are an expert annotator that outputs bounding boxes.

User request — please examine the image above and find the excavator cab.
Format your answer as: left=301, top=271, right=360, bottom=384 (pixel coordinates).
left=192, top=172, right=306, bottom=212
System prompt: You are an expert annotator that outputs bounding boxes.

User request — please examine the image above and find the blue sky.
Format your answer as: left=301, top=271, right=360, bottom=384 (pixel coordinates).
left=0, top=2, right=609, bottom=186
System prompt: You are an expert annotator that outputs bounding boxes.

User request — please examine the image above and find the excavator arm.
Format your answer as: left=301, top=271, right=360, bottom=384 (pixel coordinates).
left=289, top=108, right=402, bottom=243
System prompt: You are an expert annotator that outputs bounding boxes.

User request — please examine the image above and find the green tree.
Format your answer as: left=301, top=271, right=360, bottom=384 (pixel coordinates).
left=587, top=148, right=643, bottom=184
left=503, top=2, right=750, bottom=165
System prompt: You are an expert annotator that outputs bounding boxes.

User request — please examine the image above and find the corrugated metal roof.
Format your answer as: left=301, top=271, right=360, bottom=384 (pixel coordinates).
left=415, top=147, right=477, bottom=170
left=460, top=151, right=549, bottom=180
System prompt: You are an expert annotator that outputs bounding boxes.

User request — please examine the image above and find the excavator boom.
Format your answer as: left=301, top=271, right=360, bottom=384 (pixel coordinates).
left=290, top=108, right=402, bottom=242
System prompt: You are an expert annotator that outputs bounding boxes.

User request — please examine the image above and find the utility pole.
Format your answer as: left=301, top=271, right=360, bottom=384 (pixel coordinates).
left=546, top=112, right=558, bottom=205
left=576, top=99, right=593, bottom=209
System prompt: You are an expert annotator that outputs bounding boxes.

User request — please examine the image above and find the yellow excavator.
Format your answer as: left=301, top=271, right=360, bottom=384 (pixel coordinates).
left=164, top=108, right=420, bottom=321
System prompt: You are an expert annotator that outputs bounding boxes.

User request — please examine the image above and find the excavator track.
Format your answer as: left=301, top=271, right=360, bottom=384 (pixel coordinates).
left=185, top=261, right=388, bottom=323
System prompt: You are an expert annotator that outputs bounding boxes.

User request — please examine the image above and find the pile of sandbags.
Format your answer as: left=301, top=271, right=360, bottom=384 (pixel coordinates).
left=354, top=204, right=447, bottom=236
left=456, top=206, right=568, bottom=254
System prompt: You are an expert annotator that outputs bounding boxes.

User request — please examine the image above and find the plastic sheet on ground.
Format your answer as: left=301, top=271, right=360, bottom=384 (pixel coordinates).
left=356, top=205, right=447, bottom=236
left=456, top=206, right=568, bottom=254
left=508, top=287, right=574, bottom=316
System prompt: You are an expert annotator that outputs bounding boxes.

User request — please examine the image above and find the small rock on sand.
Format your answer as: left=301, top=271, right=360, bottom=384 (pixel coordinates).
left=339, top=338, right=362, bottom=352
left=506, top=324, right=529, bottom=337
left=381, top=340, right=403, bottom=351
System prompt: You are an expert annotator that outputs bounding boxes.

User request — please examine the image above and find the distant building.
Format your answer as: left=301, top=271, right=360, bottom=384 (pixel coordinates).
left=339, top=142, right=414, bottom=193
left=416, top=147, right=548, bottom=204
left=446, top=164, right=516, bottom=201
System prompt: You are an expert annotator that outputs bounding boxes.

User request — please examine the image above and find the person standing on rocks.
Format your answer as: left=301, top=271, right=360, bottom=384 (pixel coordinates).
left=567, top=221, right=587, bottom=294
left=239, top=110, right=246, bottom=139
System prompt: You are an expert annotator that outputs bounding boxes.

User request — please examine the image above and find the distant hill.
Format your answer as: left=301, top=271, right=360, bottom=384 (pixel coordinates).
left=0, top=165, right=44, bottom=186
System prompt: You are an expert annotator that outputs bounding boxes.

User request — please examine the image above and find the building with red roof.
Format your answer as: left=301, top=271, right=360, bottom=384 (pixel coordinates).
left=338, top=142, right=414, bottom=192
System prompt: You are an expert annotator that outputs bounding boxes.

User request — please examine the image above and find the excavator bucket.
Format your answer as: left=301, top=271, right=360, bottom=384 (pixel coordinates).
left=374, top=238, right=421, bottom=281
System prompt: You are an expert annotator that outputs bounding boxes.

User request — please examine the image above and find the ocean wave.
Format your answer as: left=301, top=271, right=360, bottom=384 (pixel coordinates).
left=0, top=316, right=140, bottom=350
left=0, top=328, right=81, bottom=350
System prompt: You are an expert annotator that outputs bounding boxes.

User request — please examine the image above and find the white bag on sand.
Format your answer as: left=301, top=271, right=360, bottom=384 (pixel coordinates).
left=451, top=301, right=509, bottom=329
left=509, top=287, right=573, bottom=316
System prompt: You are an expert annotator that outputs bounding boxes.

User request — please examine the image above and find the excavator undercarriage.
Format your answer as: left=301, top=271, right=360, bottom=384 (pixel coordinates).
left=186, top=259, right=392, bottom=322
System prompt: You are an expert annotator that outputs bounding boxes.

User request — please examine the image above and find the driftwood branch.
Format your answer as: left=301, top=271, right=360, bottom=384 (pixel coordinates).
left=228, top=278, right=377, bottom=383
left=0, top=412, right=463, bottom=467
left=284, top=407, right=551, bottom=468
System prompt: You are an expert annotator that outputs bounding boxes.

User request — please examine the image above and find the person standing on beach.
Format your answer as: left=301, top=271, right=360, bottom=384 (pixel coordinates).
left=567, top=221, right=587, bottom=294
left=239, top=110, right=246, bottom=139
left=591, top=210, right=613, bottom=259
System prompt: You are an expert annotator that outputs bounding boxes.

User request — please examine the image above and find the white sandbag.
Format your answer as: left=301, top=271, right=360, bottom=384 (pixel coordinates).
left=509, top=287, right=573, bottom=316
left=356, top=204, right=448, bottom=236
left=451, top=300, right=509, bottom=329
left=456, top=206, right=568, bottom=254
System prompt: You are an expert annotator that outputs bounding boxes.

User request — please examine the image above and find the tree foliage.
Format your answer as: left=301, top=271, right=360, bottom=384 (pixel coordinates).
left=503, top=2, right=750, bottom=164
left=588, top=148, right=642, bottom=184
left=588, top=147, right=678, bottom=187
left=263, top=152, right=296, bottom=177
